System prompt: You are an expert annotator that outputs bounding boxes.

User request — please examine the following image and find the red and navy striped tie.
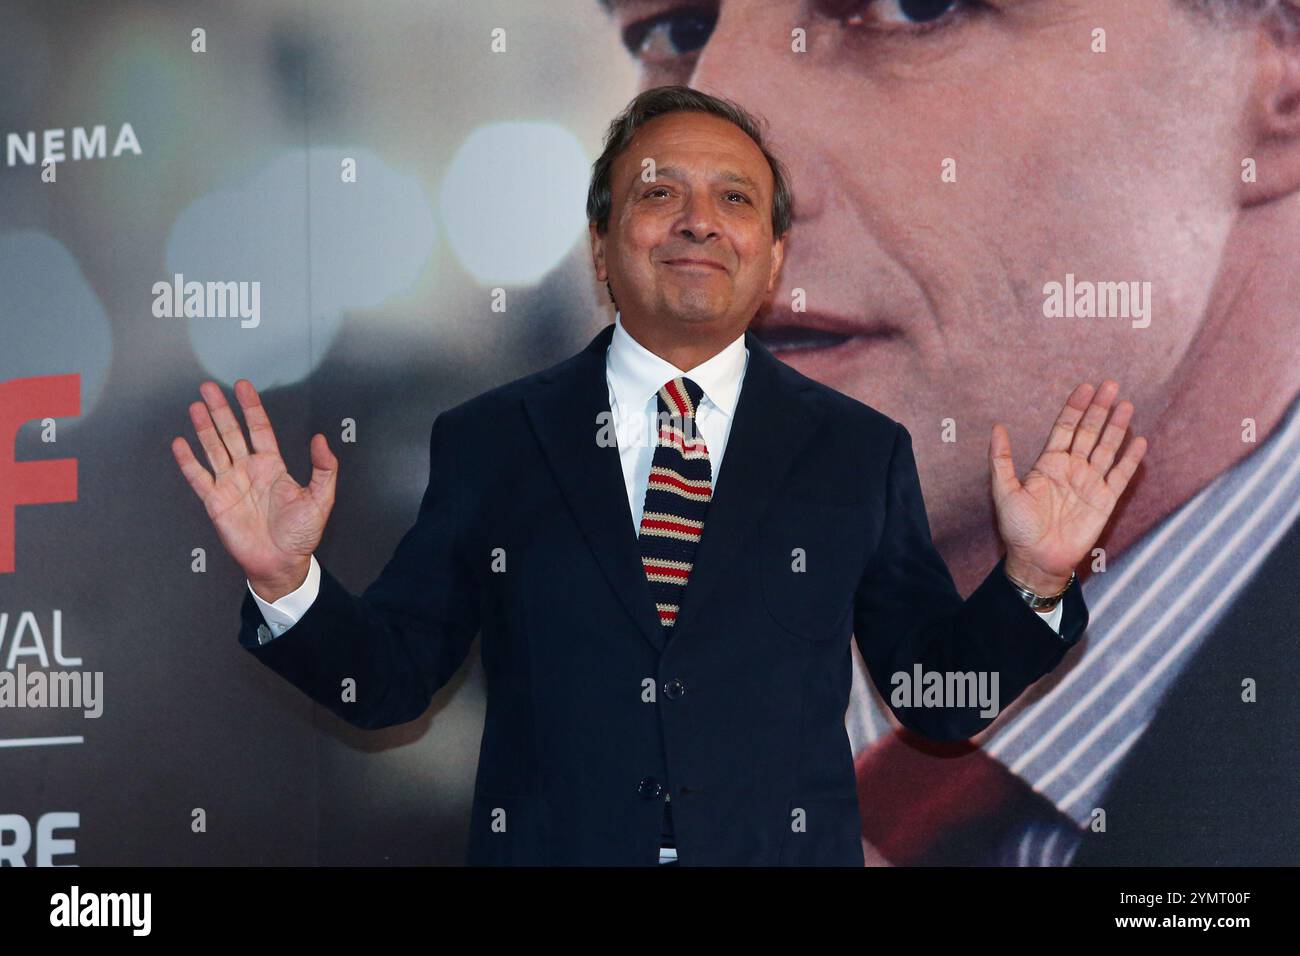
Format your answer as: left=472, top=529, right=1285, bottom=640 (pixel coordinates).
left=638, top=376, right=712, bottom=629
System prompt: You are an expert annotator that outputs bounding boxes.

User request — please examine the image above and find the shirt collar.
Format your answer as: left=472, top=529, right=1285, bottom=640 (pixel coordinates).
left=607, top=311, right=748, bottom=417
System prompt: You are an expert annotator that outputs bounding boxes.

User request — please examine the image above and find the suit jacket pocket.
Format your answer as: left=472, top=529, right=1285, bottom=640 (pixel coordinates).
left=756, top=501, right=865, bottom=642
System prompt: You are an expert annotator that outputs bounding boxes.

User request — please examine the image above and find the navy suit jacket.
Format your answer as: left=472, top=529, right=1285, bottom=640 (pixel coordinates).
left=238, top=322, right=1089, bottom=865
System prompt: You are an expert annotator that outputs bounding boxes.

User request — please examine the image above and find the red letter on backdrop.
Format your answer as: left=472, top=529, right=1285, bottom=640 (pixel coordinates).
left=0, top=374, right=80, bottom=574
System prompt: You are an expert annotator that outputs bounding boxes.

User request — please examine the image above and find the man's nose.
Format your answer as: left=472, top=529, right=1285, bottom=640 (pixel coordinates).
left=673, top=190, right=721, bottom=242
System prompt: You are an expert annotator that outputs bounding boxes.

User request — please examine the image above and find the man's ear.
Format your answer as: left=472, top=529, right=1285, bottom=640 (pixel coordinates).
left=1241, top=12, right=1300, bottom=205
left=589, top=221, right=607, bottom=282
left=767, top=232, right=787, bottom=292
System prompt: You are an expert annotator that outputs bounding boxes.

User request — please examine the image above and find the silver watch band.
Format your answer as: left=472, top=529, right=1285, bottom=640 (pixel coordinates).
left=1006, top=568, right=1076, bottom=611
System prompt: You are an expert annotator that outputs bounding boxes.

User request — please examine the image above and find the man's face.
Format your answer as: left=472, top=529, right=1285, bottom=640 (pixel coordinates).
left=600, top=0, right=1255, bottom=547
left=590, top=110, right=786, bottom=343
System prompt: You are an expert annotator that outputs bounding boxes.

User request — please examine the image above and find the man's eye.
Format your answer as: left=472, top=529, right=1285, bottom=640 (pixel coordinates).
left=645, top=187, right=671, bottom=198
left=873, top=0, right=960, bottom=24
left=725, top=192, right=749, bottom=204
left=622, top=5, right=718, bottom=65
left=818, top=0, right=973, bottom=31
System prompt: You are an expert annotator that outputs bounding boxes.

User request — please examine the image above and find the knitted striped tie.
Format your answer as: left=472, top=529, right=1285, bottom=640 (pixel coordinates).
left=638, top=376, right=712, bottom=629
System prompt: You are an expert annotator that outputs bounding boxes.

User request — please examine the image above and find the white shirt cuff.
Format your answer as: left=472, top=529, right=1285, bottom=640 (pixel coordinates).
left=1037, top=599, right=1064, bottom=634
left=247, top=555, right=320, bottom=639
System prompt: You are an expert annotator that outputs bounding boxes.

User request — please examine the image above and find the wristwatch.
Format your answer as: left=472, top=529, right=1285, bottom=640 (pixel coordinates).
left=1005, top=568, right=1075, bottom=612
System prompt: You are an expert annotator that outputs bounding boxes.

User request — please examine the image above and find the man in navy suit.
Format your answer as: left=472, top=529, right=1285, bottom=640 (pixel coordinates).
left=171, top=86, right=1147, bottom=865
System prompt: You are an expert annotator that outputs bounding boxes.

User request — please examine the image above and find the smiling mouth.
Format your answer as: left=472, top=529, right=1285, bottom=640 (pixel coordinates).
left=661, top=258, right=727, bottom=272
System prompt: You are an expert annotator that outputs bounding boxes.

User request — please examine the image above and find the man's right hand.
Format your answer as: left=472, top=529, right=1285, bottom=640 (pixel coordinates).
left=171, top=379, right=338, bottom=603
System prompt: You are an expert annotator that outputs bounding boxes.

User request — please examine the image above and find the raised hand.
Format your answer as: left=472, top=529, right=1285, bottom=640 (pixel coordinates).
left=171, top=379, right=338, bottom=601
left=989, top=380, right=1147, bottom=594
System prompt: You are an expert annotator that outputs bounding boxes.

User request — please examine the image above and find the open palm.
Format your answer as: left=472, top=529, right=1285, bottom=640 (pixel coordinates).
left=990, top=380, right=1147, bottom=587
left=171, top=379, right=337, bottom=587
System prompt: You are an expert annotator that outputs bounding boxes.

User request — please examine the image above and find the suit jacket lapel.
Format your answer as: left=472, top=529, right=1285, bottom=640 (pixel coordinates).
left=523, top=323, right=823, bottom=655
left=525, top=324, right=667, bottom=652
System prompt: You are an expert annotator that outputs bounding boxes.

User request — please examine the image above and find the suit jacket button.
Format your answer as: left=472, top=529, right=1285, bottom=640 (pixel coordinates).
left=663, top=679, right=685, bottom=700
left=637, top=777, right=664, bottom=798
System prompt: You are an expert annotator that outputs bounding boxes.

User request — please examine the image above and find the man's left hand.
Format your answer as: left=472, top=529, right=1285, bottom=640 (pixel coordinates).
left=990, top=379, right=1148, bottom=595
